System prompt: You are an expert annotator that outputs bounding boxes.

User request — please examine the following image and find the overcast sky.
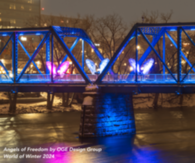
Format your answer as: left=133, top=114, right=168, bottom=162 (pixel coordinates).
left=41, top=0, right=195, bottom=25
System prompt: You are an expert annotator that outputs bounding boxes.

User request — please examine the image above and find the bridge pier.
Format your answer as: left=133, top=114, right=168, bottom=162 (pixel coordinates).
left=8, top=92, right=18, bottom=114
left=47, top=92, right=54, bottom=110
left=79, top=86, right=136, bottom=137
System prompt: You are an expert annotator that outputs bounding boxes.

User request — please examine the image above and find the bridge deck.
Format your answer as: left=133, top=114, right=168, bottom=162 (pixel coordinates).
left=0, top=74, right=194, bottom=84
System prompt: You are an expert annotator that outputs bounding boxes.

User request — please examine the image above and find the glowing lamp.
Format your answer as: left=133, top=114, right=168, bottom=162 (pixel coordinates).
left=9, top=73, right=13, bottom=78
left=21, top=36, right=27, bottom=41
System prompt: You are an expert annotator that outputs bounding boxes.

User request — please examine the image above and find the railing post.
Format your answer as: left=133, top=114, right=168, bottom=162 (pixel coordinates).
left=135, top=28, right=138, bottom=82
left=46, top=35, right=50, bottom=75
left=82, top=39, right=85, bottom=69
left=50, top=33, right=54, bottom=83
left=12, top=32, right=18, bottom=83
left=177, top=27, right=182, bottom=84
left=163, top=33, right=166, bottom=79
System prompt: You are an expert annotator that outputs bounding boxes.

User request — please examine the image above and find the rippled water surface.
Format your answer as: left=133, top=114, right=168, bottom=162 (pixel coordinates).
left=1, top=108, right=195, bottom=163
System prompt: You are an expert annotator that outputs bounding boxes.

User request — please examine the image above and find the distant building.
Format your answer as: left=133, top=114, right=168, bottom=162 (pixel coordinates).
left=38, top=14, right=86, bottom=28
left=0, top=0, right=40, bottom=28
left=0, top=1, right=89, bottom=74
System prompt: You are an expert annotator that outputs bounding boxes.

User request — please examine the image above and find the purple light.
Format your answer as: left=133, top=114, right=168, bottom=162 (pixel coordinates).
left=46, top=61, right=70, bottom=75
left=129, top=58, right=154, bottom=74
left=46, top=62, right=57, bottom=75
left=57, top=61, right=69, bottom=75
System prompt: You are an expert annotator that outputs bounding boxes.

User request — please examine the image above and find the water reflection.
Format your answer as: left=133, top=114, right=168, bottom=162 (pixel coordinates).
left=1, top=109, right=195, bottom=163
left=37, top=134, right=168, bottom=163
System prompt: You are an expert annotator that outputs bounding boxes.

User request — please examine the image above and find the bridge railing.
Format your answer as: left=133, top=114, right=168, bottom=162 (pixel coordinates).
left=1, top=74, right=195, bottom=84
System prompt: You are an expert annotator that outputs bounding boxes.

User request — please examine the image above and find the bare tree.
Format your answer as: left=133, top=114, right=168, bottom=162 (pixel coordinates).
left=84, top=13, right=133, bottom=74
left=140, top=11, right=174, bottom=108
left=24, top=15, right=89, bottom=107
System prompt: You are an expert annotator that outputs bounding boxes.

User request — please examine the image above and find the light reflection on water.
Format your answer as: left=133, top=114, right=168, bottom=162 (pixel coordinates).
left=34, top=135, right=166, bottom=163
left=1, top=108, right=195, bottom=163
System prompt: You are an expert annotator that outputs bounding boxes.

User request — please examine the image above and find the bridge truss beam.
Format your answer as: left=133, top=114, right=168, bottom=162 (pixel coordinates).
left=0, top=23, right=195, bottom=90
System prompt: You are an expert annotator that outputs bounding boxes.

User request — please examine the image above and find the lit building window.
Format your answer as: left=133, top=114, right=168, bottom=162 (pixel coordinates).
left=29, top=7, right=32, bottom=11
left=10, top=4, right=16, bottom=10
left=10, top=20, right=16, bottom=24
left=21, top=6, right=24, bottom=10
left=66, top=20, right=69, bottom=23
left=28, top=0, right=33, bottom=3
left=61, top=20, right=64, bottom=23
left=0, top=18, right=1, bottom=22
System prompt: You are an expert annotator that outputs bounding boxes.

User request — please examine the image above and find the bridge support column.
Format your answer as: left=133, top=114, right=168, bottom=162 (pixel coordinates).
left=8, top=92, right=18, bottom=114
left=79, top=87, right=136, bottom=137
left=47, top=92, right=54, bottom=110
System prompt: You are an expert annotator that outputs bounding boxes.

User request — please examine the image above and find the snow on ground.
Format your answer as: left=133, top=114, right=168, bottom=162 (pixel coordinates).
left=1, top=92, right=195, bottom=114
left=133, top=93, right=195, bottom=109
left=0, top=92, right=82, bottom=114
left=0, top=102, right=82, bottom=115
left=85, top=84, right=99, bottom=91
left=0, top=92, right=9, bottom=100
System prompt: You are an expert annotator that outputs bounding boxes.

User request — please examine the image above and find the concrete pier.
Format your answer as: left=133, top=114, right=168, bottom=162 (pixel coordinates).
left=79, top=88, right=136, bottom=137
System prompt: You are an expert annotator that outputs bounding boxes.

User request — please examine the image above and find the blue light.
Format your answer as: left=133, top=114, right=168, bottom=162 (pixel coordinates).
left=190, top=28, right=195, bottom=31
left=99, top=58, right=110, bottom=73
left=129, top=58, right=140, bottom=73
left=169, top=29, right=176, bottom=31
left=2, top=34, right=8, bottom=36
left=86, top=59, right=96, bottom=74
left=142, top=58, right=154, bottom=74
left=129, top=58, right=154, bottom=74
left=86, top=58, right=110, bottom=74
left=35, top=33, right=41, bottom=36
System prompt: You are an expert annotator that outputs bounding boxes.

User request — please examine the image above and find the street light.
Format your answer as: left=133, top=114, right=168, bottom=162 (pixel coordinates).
left=9, top=73, right=13, bottom=78
left=181, top=60, right=186, bottom=64
left=137, top=45, right=141, bottom=50
left=137, top=45, right=141, bottom=55
left=1, top=59, right=4, bottom=64
left=36, top=61, right=41, bottom=68
left=21, top=36, right=27, bottom=41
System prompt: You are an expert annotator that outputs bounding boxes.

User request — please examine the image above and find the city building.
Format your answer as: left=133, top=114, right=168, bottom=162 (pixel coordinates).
left=0, top=1, right=90, bottom=74
left=0, top=0, right=41, bottom=28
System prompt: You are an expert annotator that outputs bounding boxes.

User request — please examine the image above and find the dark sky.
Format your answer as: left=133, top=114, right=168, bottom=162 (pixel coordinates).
left=41, top=0, right=195, bottom=24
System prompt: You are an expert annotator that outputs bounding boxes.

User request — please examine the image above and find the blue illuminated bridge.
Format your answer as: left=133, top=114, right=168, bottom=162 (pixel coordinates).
left=1, top=23, right=195, bottom=94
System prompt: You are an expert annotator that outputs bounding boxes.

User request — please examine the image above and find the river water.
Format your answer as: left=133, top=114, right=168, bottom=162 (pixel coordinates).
left=0, top=107, right=195, bottom=163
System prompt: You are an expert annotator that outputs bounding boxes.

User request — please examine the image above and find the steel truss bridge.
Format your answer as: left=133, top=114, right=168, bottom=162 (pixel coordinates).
left=1, top=23, right=195, bottom=93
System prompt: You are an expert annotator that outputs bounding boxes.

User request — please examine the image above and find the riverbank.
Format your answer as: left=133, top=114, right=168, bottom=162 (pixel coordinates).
left=0, top=93, right=195, bottom=114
